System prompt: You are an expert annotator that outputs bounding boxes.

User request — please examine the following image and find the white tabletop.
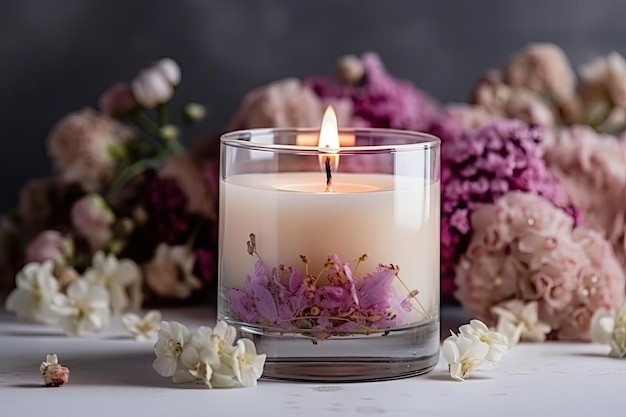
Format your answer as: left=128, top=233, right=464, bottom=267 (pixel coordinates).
left=0, top=306, right=623, bottom=417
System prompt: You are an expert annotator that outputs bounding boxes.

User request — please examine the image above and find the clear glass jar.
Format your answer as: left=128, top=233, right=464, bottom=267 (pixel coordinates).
left=219, top=127, right=440, bottom=381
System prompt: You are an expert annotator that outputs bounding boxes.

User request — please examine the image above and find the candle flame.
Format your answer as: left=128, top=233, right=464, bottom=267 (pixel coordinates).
left=318, top=106, right=340, bottom=173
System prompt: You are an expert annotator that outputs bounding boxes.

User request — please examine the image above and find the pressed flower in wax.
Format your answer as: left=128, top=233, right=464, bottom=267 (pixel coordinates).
left=228, top=234, right=425, bottom=339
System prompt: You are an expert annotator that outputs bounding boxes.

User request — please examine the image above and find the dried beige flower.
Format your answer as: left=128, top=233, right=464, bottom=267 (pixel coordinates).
left=40, top=354, right=70, bottom=387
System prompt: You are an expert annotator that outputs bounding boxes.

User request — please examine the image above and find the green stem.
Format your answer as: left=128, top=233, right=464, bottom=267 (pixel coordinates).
left=106, top=157, right=163, bottom=202
left=157, top=103, right=168, bottom=126
left=133, top=111, right=161, bottom=138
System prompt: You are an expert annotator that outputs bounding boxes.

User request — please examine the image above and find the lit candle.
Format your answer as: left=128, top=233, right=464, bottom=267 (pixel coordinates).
left=219, top=107, right=440, bottom=328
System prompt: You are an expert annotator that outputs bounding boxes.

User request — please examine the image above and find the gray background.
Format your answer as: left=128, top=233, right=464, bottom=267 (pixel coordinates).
left=1, top=0, right=624, bottom=212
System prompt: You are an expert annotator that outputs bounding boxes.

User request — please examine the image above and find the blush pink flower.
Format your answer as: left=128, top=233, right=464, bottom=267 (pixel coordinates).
left=543, top=126, right=626, bottom=268
left=228, top=78, right=352, bottom=130
left=455, top=191, right=625, bottom=341
left=71, top=194, right=115, bottom=250
left=46, top=108, right=133, bottom=192
left=25, top=230, right=72, bottom=264
left=502, top=43, right=577, bottom=102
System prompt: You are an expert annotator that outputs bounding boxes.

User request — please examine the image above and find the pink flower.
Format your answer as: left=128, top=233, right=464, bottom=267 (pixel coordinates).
left=26, top=231, right=72, bottom=264
left=543, top=126, right=626, bottom=268
left=46, top=108, right=133, bottom=192
left=144, top=244, right=202, bottom=299
left=71, top=194, right=115, bottom=250
left=98, top=82, right=136, bottom=118
left=502, top=43, right=576, bottom=102
left=228, top=78, right=352, bottom=130
left=455, top=191, right=625, bottom=341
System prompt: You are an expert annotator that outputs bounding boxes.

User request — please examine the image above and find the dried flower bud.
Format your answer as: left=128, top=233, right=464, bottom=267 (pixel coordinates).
left=337, top=54, right=365, bottom=85
left=40, top=354, right=69, bottom=387
left=247, top=233, right=257, bottom=256
left=159, top=124, right=180, bottom=141
left=183, top=102, right=207, bottom=124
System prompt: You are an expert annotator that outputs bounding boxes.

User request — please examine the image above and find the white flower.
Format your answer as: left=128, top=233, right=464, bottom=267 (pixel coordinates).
left=591, top=303, right=626, bottom=358
left=210, top=321, right=238, bottom=355
left=591, top=308, right=615, bottom=345
left=442, top=333, right=490, bottom=381
left=458, top=319, right=509, bottom=366
left=491, top=300, right=551, bottom=345
left=5, top=261, right=60, bottom=325
left=121, top=310, right=161, bottom=341
left=223, top=338, right=266, bottom=388
left=172, top=345, right=220, bottom=386
left=144, top=244, right=202, bottom=299
left=153, top=58, right=181, bottom=87
left=153, top=321, right=191, bottom=377
left=50, top=280, right=111, bottom=337
left=186, top=322, right=239, bottom=388
left=130, top=58, right=180, bottom=109
left=84, top=252, right=142, bottom=314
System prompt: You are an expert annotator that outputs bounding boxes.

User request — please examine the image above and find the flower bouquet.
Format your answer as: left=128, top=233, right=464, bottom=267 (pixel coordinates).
left=3, top=45, right=625, bottom=344
left=3, top=58, right=220, bottom=335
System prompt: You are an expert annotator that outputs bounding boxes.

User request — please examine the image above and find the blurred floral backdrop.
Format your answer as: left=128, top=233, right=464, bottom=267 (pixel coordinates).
left=3, top=0, right=626, bottom=211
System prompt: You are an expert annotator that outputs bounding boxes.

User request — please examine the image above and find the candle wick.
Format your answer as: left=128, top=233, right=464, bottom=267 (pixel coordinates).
left=324, top=156, right=333, bottom=192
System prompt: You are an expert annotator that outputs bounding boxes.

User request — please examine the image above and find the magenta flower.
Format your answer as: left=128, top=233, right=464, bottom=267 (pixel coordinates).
left=229, top=254, right=414, bottom=338
left=441, top=119, right=581, bottom=301
left=305, top=52, right=437, bottom=131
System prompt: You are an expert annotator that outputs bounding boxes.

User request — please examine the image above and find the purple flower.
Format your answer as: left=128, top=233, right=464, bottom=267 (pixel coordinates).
left=305, top=53, right=437, bottom=131
left=441, top=119, right=581, bottom=301
left=228, top=254, right=416, bottom=338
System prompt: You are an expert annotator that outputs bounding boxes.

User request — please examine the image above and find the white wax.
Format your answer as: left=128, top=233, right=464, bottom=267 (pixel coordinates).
left=219, top=172, right=440, bottom=322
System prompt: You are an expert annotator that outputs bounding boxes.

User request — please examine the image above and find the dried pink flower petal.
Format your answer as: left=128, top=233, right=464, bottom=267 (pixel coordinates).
left=229, top=254, right=414, bottom=339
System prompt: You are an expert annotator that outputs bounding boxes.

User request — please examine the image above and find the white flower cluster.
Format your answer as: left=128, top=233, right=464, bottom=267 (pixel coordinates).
left=4, top=252, right=141, bottom=337
left=591, top=302, right=626, bottom=358
left=442, top=319, right=509, bottom=381
left=491, top=300, right=551, bottom=346
left=153, top=321, right=266, bottom=388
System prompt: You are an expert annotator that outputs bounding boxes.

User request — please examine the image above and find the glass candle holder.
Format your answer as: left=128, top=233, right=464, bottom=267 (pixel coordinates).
left=219, top=127, right=440, bottom=382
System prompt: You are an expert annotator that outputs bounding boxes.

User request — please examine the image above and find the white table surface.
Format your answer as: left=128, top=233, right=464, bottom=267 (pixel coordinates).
left=1, top=305, right=624, bottom=417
